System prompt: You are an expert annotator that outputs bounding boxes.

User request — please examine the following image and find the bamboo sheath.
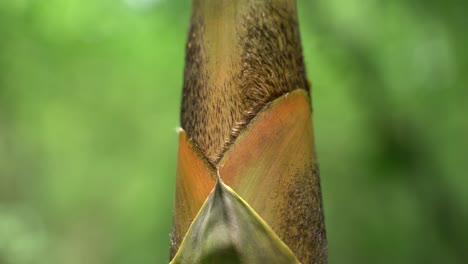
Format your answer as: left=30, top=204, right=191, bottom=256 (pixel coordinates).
left=171, top=0, right=327, bottom=263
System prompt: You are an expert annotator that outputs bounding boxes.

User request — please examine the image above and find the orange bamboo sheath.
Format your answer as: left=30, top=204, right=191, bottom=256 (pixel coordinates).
left=219, top=89, right=326, bottom=262
left=171, top=131, right=216, bottom=257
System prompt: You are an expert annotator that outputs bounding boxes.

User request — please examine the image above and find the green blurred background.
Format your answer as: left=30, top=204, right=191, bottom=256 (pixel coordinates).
left=0, top=0, right=466, bottom=263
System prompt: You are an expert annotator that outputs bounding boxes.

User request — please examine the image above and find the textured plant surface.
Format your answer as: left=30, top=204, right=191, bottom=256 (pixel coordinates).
left=170, top=0, right=327, bottom=263
left=172, top=91, right=326, bottom=263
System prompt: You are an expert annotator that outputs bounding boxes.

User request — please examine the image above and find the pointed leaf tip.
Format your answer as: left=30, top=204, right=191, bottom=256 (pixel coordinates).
left=171, top=178, right=300, bottom=264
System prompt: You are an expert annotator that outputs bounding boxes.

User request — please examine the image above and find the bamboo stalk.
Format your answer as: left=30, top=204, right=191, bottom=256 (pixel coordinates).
left=171, top=0, right=327, bottom=263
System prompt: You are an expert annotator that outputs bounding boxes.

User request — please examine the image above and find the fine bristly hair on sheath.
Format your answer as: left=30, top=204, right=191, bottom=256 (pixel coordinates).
left=180, top=1, right=310, bottom=164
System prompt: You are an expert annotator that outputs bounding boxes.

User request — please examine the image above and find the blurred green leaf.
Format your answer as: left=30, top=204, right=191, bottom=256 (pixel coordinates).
left=0, top=0, right=467, bottom=263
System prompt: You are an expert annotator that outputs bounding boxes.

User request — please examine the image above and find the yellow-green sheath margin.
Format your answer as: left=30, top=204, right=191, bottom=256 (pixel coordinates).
left=171, top=177, right=300, bottom=264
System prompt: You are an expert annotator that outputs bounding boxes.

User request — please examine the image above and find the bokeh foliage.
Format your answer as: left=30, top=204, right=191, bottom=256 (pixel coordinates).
left=0, top=0, right=466, bottom=263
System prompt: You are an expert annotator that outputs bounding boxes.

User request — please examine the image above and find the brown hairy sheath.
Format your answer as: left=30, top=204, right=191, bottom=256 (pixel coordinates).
left=180, top=0, right=309, bottom=165
left=175, top=0, right=327, bottom=263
